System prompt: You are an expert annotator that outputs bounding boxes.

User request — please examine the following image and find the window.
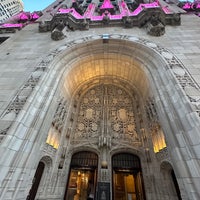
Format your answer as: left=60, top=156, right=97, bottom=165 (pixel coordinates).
left=0, top=37, right=9, bottom=45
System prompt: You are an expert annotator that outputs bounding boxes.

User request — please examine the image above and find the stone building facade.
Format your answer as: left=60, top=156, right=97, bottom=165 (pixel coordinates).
left=0, top=0, right=200, bottom=200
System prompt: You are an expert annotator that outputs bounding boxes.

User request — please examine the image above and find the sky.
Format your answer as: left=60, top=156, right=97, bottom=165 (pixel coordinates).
left=23, top=0, right=55, bottom=12
left=22, top=0, right=195, bottom=12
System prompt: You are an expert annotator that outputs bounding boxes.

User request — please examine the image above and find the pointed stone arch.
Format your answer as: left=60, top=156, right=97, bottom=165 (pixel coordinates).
left=40, top=155, right=53, bottom=167
left=160, top=161, right=182, bottom=200
left=29, top=156, right=53, bottom=200
left=2, top=34, right=199, bottom=200
left=31, top=34, right=199, bottom=199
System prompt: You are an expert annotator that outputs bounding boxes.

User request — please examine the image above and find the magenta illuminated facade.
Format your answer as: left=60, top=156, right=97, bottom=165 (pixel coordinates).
left=37, top=0, right=182, bottom=40
left=0, top=12, right=41, bottom=33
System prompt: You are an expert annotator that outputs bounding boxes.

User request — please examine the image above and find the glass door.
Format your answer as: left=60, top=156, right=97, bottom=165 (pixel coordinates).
left=113, top=170, right=144, bottom=200
left=66, top=169, right=96, bottom=200
left=65, top=151, right=98, bottom=200
left=112, top=153, right=145, bottom=200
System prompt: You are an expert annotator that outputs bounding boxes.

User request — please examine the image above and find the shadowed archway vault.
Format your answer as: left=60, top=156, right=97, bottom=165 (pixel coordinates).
left=58, top=38, right=155, bottom=100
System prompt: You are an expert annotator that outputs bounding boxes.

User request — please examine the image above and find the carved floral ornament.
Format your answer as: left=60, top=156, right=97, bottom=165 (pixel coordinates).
left=0, top=34, right=200, bottom=143
left=70, top=84, right=140, bottom=146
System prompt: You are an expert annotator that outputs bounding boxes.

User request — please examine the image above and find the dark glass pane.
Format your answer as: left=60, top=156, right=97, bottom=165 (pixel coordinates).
left=112, top=153, right=140, bottom=170
left=71, top=151, right=98, bottom=168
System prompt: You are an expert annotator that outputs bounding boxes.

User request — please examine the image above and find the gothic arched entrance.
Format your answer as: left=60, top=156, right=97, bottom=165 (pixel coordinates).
left=65, top=82, right=147, bottom=200
left=160, top=162, right=182, bottom=200
left=27, top=162, right=45, bottom=200
left=29, top=35, right=200, bottom=199
left=112, top=153, right=146, bottom=200
left=65, top=151, right=98, bottom=200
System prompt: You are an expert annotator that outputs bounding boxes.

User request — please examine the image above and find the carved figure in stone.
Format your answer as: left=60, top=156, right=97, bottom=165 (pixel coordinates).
left=103, top=11, right=110, bottom=25
left=171, top=13, right=181, bottom=25
left=146, top=13, right=165, bottom=36
left=71, top=1, right=84, bottom=15
left=51, top=20, right=66, bottom=40
left=52, top=98, right=67, bottom=133
left=51, top=28, right=65, bottom=40
left=123, top=16, right=133, bottom=28
left=39, top=21, right=49, bottom=32
left=81, top=18, right=89, bottom=30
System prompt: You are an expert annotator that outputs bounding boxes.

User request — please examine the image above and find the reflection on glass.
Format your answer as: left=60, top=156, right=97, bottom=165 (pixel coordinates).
left=66, top=169, right=96, bottom=200
left=113, top=171, right=144, bottom=200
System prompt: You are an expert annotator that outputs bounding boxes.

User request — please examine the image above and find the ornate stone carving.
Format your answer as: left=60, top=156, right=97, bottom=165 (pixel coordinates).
left=123, top=16, right=133, bottom=28
left=52, top=98, right=68, bottom=133
left=38, top=0, right=181, bottom=39
left=167, top=13, right=181, bottom=26
left=2, top=34, right=200, bottom=144
left=145, top=98, right=158, bottom=124
left=146, top=13, right=165, bottom=36
left=0, top=68, right=44, bottom=140
left=39, top=21, right=49, bottom=32
left=0, top=127, right=10, bottom=143
left=58, top=147, right=66, bottom=169
left=71, top=84, right=141, bottom=146
left=146, top=21, right=165, bottom=36
left=51, top=20, right=66, bottom=41
left=100, top=169, right=110, bottom=182
left=103, top=11, right=110, bottom=25
left=98, top=136, right=111, bottom=148
left=42, top=143, right=57, bottom=157
left=46, top=33, right=200, bottom=113
left=135, top=36, right=200, bottom=116
left=3, top=72, right=42, bottom=116
left=51, top=27, right=65, bottom=41
left=155, top=147, right=169, bottom=161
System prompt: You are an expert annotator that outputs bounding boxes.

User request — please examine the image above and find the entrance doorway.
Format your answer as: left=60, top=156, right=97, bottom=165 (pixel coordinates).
left=160, top=161, right=182, bottom=199
left=112, top=153, right=146, bottom=200
left=65, top=151, right=98, bottom=200
left=27, top=161, right=45, bottom=200
left=171, top=170, right=182, bottom=200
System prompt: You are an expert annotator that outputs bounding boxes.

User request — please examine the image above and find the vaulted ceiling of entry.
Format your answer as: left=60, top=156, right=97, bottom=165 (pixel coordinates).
left=61, top=40, right=152, bottom=99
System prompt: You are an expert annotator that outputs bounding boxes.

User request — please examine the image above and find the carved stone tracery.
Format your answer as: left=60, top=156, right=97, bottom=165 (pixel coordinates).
left=52, top=98, right=68, bottom=133
left=1, top=34, right=200, bottom=146
left=145, top=98, right=167, bottom=157
left=45, top=97, right=68, bottom=150
left=71, top=84, right=140, bottom=146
